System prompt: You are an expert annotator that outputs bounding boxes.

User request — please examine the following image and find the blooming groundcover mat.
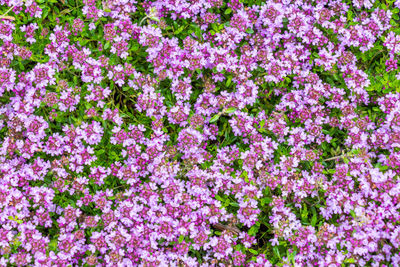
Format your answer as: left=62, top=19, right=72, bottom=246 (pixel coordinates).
left=1, top=0, right=400, bottom=266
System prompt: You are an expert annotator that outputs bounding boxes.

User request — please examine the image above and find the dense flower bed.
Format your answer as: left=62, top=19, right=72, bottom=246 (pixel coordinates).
left=1, top=0, right=400, bottom=266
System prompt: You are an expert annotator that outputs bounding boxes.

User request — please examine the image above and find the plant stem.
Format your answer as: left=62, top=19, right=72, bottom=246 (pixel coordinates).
left=323, top=155, right=344, bottom=161
left=0, top=5, right=15, bottom=18
left=139, top=16, right=148, bottom=26
left=212, top=223, right=241, bottom=235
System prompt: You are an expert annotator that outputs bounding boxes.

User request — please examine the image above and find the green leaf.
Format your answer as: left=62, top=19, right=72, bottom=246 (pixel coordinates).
left=211, top=23, right=219, bottom=32
left=347, top=10, right=353, bottom=20
left=104, top=41, right=111, bottom=50
left=249, top=248, right=258, bottom=255
left=42, top=7, right=50, bottom=19
left=273, top=246, right=281, bottom=259
left=308, top=205, right=317, bottom=220
left=79, top=39, right=88, bottom=46
left=350, top=210, right=356, bottom=219
left=248, top=225, right=259, bottom=236
left=246, top=28, right=254, bottom=34
left=344, top=258, right=356, bottom=264
left=229, top=202, right=239, bottom=207
left=215, top=195, right=224, bottom=202
left=193, top=25, right=203, bottom=40
left=226, top=75, right=232, bottom=87
left=175, top=26, right=185, bottom=34
left=261, top=197, right=272, bottom=206
left=178, top=235, right=184, bottom=243
left=241, top=171, right=249, bottom=183
left=301, top=204, right=308, bottom=220
left=224, top=8, right=232, bottom=15
left=287, top=250, right=297, bottom=263
left=311, top=212, right=317, bottom=227
left=49, top=239, right=58, bottom=251
left=18, top=61, right=25, bottom=70
left=259, top=119, right=265, bottom=129
left=151, top=17, right=160, bottom=22
left=224, top=107, right=236, bottom=114
left=209, top=114, right=220, bottom=123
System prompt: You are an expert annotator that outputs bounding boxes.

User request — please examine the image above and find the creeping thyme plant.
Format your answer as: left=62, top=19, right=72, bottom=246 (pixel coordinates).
left=1, top=0, right=400, bottom=266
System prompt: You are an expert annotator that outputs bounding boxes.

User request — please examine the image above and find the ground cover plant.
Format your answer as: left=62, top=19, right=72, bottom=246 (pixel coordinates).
left=1, top=0, right=400, bottom=266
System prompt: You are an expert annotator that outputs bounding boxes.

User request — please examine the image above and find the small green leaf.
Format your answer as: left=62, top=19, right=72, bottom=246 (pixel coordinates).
left=229, top=202, right=239, bottom=207
left=42, top=7, right=50, bottom=19
left=178, top=235, right=184, bottom=243
left=224, top=8, right=232, bottom=15
left=344, top=258, right=356, bottom=264
left=261, top=197, right=272, bottom=205
left=211, top=23, right=219, bottom=32
left=246, top=28, right=254, bottom=34
left=301, top=204, right=308, bottom=220
left=347, top=10, right=353, bottom=20
left=104, top=41, right=111, bottom=50
left=175, top=26, right=185, bottom=34
left=49, top=239, right=58, bottom=251
left=209, top=114, right=220, bottom=123
left=273, top=246, right=281, bottom=258
left=215, top=195, right=223, bottom=202
left=248, top=225, right=259, bottom=236
left=350, top=210, right=356, bottom=219
left=79, top=39, right=88, bottom=46
left=194, top=26, right=202, bottom=40
left=241, top=171, right=249, bottom=183
left=287, top=250, right=297, bottom=262
left=224, top=107, right=236, bottom=114
left=249, top=248, right=258, bottom=255
left=18, top=61, right=25, bottom=70
left=259, top=119, right=265, bottom=129
left=311, top=212, right=317, bottom=227
left=226, top=75, right=232, bottom=87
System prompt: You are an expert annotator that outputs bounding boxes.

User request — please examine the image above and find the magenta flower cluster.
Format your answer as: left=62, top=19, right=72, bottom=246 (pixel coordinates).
left=0, top=0, right=400, bottom=266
